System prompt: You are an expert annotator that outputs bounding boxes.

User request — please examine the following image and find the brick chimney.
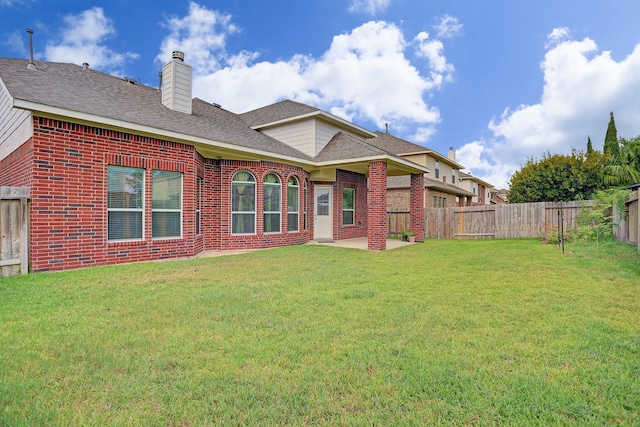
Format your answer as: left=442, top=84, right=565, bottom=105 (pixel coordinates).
left=162, top=51, right=192, bottom=114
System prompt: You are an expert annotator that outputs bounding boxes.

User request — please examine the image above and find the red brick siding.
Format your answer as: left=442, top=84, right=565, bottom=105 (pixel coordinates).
left=335, top=170, right=367, bottom=240
left=214, top=160, right=311, bottom=250
left=387, top=188, right=410, bottom=211
left=0, top=138, right=33, bottom=187
left=25, top=117, right=314, bottom=272
left=410, top=173, right=425, bottom=241
left=367, top=161, right=387, bottom=250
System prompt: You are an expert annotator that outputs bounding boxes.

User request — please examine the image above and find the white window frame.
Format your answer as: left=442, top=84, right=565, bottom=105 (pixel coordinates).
left=232, top=171, right=257, bottom=235
left=287, top=176, right=299, bottom=232
left=152, top=170, right=183, bottom=239
left=343, top=188, right=355, bottom=226
left=107, top=165, right=145, bottom=242
left=435, top=160, right=440, bottom=179
left=264, top=173, right=282, bottom=234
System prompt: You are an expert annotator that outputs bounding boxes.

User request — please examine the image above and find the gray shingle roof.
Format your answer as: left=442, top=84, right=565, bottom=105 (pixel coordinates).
left=0, top=58, right=313, bottom=161
left=387, top=175, right=475, bottom=196
left=368, top=131, right=430, bottom=154
left=315, top=132, right=391, bottom=162
left=240, top=99, right=320, bottom=127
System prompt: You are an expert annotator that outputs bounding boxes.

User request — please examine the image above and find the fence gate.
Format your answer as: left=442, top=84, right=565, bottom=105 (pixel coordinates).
left=454, top=206, right=496, bottom=239
left=0, top=186, right=30, bottom=276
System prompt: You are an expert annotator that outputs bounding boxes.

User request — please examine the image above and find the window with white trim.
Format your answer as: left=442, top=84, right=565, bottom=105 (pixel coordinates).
left=152, top=170, right=182, bottom=239
left=452, top=169, right=456, bottom=184
left=343, top=188, right=355, bottom=226
left=107, top=166, right=144, bottom=241
left=435, top=160, right=440, bottom=179
left=264, top=173, right=281, bottom=233
left=232, top=171, right=256, bottom=234
left=287, top=176, right=299, bottom=232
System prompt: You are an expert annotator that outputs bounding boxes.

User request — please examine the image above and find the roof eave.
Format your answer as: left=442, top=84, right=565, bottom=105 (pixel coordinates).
left=13, top=98, right=317, bottom=167
left=251, top=110, right=376, bottom=139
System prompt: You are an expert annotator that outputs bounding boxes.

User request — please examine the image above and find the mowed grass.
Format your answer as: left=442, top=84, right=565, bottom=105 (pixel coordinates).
left=1, top=239, right=639, bottom=426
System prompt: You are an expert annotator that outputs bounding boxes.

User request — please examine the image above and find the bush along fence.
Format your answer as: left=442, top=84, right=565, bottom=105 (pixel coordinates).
left=389, top=201, right=595, bottom=240
left=0, top=186, right=30, bottom=277
left=614, top=190, right=639, bottom=251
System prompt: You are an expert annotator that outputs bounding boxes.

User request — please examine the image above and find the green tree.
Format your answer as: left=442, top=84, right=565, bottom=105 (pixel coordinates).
left=508, top=150, right=606, bottom=203
left=603, top=135, right=640, bottom=186
left=586, top=136, right=593, bottom=154
left=603, top=112, right=620, bottom=158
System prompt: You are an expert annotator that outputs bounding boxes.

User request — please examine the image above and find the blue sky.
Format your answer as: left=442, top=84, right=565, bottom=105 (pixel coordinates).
left=2, top=0, right=639, bottom=188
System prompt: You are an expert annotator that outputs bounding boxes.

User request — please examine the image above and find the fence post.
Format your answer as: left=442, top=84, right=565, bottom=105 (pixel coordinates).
left=0, top=186, right=30, bottom=276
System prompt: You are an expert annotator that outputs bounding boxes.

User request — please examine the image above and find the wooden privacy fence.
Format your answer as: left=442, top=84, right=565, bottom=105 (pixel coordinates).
left=614, top=190, right=639, bottom=251
left=388, top=201, right=594, bottom=240
left=0, top=186, right=30, bottom=276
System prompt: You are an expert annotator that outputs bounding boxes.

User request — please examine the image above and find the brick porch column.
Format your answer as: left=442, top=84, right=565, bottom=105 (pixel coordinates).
left=367, top=161, right=387, bottom=250
left=410, top=173, right=425, bottom=241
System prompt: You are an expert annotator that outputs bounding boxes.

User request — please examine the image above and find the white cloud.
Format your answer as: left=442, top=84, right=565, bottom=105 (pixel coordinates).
left=434, top=15, right=463, bottom=39
left=3, top=30, right=26, bottom=56
left=348, top=0, right=391, bottom=15
left=545, top=27, right=570, bottom=49
left=156, top=1, right=238, bottom=73
left=161, top=4, right=452, bottom=137
left=458, top=30, right=640, bottom=189
left=43, top=7, right=138, bottom=74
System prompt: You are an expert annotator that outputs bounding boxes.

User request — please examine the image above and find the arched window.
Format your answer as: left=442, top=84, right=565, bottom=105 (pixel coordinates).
left=264, top=173, right=281, bottom=233
left=287, top=176, right=299, bottom=232
left=232, top=171, right=256, bottom=234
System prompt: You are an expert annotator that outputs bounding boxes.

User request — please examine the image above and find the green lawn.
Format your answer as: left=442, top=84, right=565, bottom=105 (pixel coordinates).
left=1, top=239, right=639, bottom=426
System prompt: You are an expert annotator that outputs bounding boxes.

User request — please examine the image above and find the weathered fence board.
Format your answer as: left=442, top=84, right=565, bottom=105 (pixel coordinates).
left=390, top=200, right=594, bottom=240
left=0, top=186, right=30, bottom=276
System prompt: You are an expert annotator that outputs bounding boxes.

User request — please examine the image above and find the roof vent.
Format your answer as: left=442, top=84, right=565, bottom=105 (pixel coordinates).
left=123, top=77, right=138, bottom=84
left=172, top=51, right=185, bottom=62
left=82, top=62, right=89, bottom=70
left=26, top=28, right=37, bottom=71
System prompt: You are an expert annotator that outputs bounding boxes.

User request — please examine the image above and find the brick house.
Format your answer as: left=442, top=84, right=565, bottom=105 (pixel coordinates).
left=0, top=53, right=426, bottom=272
left=457, top=171, right=494, bottom=206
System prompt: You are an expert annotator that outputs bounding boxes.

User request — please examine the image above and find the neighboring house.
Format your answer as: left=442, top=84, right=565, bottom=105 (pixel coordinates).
left=496, top=188, right=509, bottom=203
left=457, top=172, right=494, bottom=206
left=490, top=188, right=508, bottom=204
left=0, top=53, right=427, bottom=272
left=365, top=131, right=475, bottom=209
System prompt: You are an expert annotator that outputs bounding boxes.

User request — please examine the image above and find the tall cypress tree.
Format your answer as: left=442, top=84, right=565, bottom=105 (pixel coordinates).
left=603, top=112, right=619, bottom=158
left=587, top=136, right=593, bottom=154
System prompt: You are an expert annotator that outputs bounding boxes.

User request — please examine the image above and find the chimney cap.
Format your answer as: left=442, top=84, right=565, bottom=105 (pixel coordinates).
left=172, top=51, right=185, bottom=62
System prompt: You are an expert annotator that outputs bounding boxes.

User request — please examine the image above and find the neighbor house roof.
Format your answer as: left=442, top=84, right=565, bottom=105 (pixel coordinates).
left=368, top=131, right=465, bottom=169
left=458, top=171, right=493, bottom=188
left=387, top=175, right=475, bottom=197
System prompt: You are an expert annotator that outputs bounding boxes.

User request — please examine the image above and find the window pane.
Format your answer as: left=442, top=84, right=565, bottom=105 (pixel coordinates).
left=343, top=211, right=354, bottom=226
left=152, top=211, right=181, bottom=238
left=264, top=213, right=281, bottom=233
left=232, top=213, right=255, bottom=234
left=264, top=173, right=280, bottom=184
left=153, top=171, right=181, bottom=210
left=288, top=185, right=298, bottom=211
left=343, top=188, right=354, bottom=210
left=264, top=184, right=281, bottom=212
left=108, top=211, right=142, bottom=240
left=232, top=183, right=255, bottom=212
left=288, top=213, right=298, bottom=232
left=108, top=166, right=143, bottom=209
left=233, top=171, right=254, bottom=183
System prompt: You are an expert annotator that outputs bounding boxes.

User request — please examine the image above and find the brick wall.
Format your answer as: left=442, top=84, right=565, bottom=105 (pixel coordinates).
left=387, top=188, right=410, bottom=211
left=25, top=117, right=313, bottom=272
left=425, top=189, right=457, bottom=208
left=410, top=173, right=425, bottom=241
left=335, top=170, right=367, bottom=240
left=367, top=161, right=387, bottom=250
left=0, top=138, right=33, bottom=187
